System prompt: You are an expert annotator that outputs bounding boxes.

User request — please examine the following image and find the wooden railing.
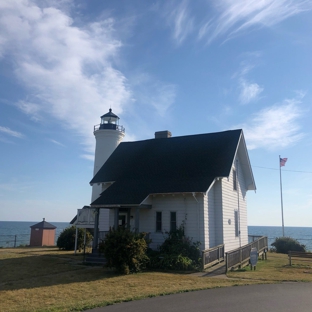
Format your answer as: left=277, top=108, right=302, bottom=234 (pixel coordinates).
left=226, top=236, right=268, bottom=272
left=202, top=244, right=225, bottom=270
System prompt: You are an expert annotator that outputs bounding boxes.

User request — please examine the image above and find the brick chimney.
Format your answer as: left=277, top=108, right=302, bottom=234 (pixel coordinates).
left=155, top=131, right=172, bottom=139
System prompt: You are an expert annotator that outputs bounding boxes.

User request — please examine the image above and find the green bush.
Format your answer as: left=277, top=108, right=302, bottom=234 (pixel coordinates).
left=57, top=226, right=92, bottom=251
left=99, top=227, right=149, bottom=274
left=148, top=223, right=201, bottom=271
left=271, top=237, right=306, bottom=254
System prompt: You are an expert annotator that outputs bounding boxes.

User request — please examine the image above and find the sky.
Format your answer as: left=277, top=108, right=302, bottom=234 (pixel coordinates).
left=0, top=0, right=312, bottom=226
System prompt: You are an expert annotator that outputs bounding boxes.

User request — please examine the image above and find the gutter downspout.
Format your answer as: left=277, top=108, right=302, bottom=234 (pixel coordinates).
left=192, top=192, right=201, bottom=248
left=236, top=159, right=241, bottom=248
left=92, top=208, right=99, bottom=251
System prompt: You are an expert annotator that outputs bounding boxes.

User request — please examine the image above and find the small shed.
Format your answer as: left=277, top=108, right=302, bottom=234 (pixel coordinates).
left=30, top=218, right=57, bottom=246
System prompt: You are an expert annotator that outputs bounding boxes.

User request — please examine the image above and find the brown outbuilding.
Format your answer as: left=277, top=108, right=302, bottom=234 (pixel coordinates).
left=29, top=218, right=56, bottom=246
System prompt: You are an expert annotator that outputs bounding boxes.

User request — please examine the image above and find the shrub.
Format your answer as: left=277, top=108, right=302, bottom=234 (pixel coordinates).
left=271, top=237, right=306, bottom=254
left=148, top=222, right=201, bottom=271
left=99, top=227, right=149, bottom=274
left=57, top=226, right=93, bottom=251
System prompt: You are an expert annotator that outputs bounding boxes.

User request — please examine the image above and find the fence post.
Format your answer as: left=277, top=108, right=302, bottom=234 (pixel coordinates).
left=202, top=251, right=205, bottom=271
left=239, top=248, right=242, bottom=268
left=225, top=253, right=228, bottom=273
left=289, top=251, right=292, bottom=266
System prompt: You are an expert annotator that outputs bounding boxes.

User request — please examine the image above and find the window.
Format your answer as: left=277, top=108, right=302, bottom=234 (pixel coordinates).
left=156, top=211, right=162, bottom=232
left=233, top=169, right=237, bottom=191
left=234, top=210, right=239, bottom=237
left=170, top=212, right=177, bottom=232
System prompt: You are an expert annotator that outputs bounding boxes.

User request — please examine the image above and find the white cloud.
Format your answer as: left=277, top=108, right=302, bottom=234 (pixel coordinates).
left=131, top=73, right=177, bottom=117
left=239, top=79, right=263, bottom=104
left=149, top=83, right=177, bottom=116
left=80, top=154, right=94, bottom=161
left=163, top=0, right=194, bottom=45
left=239, top=97, right=304, bottom=150
left=164, top=1, right=312, bottom=46
left=199, top=0, right=312, bottom=44
left=231, top=52, right=263, bottom=104
left=16, top=101, right=41, bottom=121
left=0, top=126, right=24, bottom=138
left=0, top=0, right=131, bottom=158
left=50, top=139, right=65, bottom=147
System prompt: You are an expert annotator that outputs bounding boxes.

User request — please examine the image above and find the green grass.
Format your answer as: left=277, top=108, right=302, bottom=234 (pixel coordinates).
left=227, top=252, right=312, bottom=282
left=0, top=248, right=311, bottom=312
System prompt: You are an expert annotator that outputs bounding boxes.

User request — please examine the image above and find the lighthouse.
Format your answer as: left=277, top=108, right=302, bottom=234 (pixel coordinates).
left=92, top=109, right=125, bottom=202
left=92, top=109, right=125, bottom=249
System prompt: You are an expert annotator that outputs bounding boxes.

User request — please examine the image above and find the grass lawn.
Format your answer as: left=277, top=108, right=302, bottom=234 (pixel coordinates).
left=0, top=248, right=311, bottom=312
left=227, top=252, right=312, bottom=281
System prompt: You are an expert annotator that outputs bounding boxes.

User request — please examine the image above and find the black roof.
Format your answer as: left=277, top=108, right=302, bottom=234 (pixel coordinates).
left=90, top=129, right=243, bottom=206
left=30, top=220, right=56, bottom=229
left=101, top=108, right=119, bottom=119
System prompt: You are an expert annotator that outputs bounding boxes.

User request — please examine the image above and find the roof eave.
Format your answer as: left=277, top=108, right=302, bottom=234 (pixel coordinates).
left=90, top=204, right=139, bottom=208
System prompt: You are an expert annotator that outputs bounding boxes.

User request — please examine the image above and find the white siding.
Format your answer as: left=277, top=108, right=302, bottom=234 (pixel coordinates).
left=98, top=209, right=109, bottom=231
left=213, top=180, right=224, bottom=246
left=103, top=156, right=249, bottom=253
left=202, top=193, right=210, bottom=250
left=221, top=158, right=248, bottom=252
left=136, top=194, right=205, bottom=250
left=108, top=209, right=115, bottom=228
left=206, top=190, right=214, bottom=248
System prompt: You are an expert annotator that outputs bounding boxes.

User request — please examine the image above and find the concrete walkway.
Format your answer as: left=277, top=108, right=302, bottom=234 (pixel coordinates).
left=191, top=262, right=227, bottom=278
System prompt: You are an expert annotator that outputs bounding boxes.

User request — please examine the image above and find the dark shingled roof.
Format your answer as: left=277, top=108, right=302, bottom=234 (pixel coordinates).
left=101, top=108, right=119, bottom=119
left=90, top=129, right=243, bottom=207
left=30, top=220, right=56, bottom=229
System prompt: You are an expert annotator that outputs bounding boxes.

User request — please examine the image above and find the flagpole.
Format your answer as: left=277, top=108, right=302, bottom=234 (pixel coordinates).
left=279, top=155, right=285, bottom=237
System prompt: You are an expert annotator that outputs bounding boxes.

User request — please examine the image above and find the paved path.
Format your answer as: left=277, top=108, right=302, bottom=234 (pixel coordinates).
left=87, top=283, right=312, bottom=312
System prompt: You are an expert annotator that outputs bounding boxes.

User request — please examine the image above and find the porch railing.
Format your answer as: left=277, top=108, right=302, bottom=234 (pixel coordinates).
left=202, top=244, right=225, bottom=270
left=226, top=236, right=268, bottom=272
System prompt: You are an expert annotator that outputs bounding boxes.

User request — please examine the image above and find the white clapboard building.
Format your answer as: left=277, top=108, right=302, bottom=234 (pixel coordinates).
left=88, top=109, right=256, bottom=252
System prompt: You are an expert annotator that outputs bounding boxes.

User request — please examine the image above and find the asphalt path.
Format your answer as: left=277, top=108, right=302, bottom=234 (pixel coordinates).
left=87, top=283, right=312, bottom=312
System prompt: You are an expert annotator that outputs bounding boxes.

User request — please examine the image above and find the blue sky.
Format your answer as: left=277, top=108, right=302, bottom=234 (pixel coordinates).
left=1, top=0, right=312, bottom=226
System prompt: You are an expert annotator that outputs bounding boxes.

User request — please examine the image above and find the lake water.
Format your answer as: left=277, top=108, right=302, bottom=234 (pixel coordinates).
left=248, top=226, right=312, bottom=251
left=0, top=221, right=70, bottom=247
left=0, top=222, right=311, bottom=250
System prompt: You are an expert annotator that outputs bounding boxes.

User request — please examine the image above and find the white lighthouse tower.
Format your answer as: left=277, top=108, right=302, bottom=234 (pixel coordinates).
left=92, top=109, right=125, bottom=245
left=92, top=108, right=125, bottom=202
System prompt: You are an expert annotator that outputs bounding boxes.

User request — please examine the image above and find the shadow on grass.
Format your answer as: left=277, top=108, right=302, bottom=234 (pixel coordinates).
left=0, top=252, right=119, bottom=291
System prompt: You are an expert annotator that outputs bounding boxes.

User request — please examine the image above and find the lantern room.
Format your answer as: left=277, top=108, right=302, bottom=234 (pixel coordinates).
left=100, top=108, right=120, bottom=130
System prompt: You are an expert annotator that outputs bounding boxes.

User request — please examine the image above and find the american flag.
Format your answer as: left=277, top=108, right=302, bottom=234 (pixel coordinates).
left=280, top=157, right=288, bottom=167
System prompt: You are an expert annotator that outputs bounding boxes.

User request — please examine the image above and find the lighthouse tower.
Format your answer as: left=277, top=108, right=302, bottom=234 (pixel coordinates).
left=92, top=109, right=125, bottom=234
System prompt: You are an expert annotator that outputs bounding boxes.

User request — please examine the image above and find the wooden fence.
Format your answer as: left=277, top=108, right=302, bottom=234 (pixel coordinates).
left=226, top=236, right=268, bottom=272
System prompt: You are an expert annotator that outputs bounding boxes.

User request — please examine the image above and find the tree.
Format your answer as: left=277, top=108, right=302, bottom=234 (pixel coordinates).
left=271, top=237, right=306, bottom=254
left=57, top=226, right=92, bottom=251
left=147, top=222, right=201, bottom=271
left=99, top=227, right=149, bottom=274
